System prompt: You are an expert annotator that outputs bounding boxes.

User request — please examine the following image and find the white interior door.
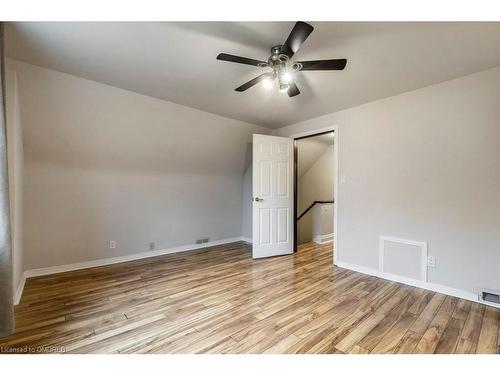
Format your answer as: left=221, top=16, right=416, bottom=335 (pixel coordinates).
left=252, top=134, right=294, bottom=258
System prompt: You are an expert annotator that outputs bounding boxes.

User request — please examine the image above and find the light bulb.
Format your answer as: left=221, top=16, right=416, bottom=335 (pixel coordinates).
left=281, top=72, right=293, bottom=84
left=262, top=78, right=273, bottom=90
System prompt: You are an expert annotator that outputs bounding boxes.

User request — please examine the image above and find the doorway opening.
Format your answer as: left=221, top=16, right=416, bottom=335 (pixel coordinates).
left=293, top=130, right=335, bottom=253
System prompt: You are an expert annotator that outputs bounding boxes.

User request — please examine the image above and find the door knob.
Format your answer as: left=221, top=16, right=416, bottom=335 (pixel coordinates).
left=254, top=197, right=264, bottom=202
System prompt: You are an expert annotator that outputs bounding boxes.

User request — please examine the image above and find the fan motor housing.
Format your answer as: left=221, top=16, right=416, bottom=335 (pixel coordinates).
left=271, top=45, right=284, bottom=56
left=269, top=45, right=289, bottom=65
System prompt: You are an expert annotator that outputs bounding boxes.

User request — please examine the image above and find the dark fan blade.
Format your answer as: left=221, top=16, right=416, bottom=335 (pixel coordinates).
left=287, top=82, right=300, bottom=97
left=217, top=53, right=266, bottom=67
left=299, top=59, right=347, bottom=71
left=235, top=73, right=274, bottom=92
left=282, top=22, right=314, bottom=58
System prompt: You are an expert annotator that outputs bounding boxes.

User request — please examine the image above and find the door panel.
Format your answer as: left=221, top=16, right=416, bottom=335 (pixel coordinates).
left=277, top=207, right=289, bottom=243
left=259, top=161, right=271, bottom=197
left=252, top=134, right=294, bottom=258
left=276, top=161, right=289, bottom=197
left=259, top=208, right=272, bottom=245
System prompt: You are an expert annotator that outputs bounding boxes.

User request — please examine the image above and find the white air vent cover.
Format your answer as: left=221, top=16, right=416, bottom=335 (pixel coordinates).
left=479, top=289, right=500, bottom=306
left=379, top=236, right=428, bottom=282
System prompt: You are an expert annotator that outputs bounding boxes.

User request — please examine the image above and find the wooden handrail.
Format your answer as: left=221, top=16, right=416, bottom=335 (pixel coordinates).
left=297, top=200, right=334, bottom=220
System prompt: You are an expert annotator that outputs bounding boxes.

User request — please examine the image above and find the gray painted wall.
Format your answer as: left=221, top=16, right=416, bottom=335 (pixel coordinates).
left=5, top=61, right=24, bottom=297
left=241, top=165, right=252, bottom=241
left=0, top=27, right=13, bottom=336
left=10, top=59, right=269, bottom=270
left=275, top=66, right=500, bottom=295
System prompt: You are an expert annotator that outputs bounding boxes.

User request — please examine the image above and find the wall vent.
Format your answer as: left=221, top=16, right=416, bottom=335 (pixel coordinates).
left=379, top=236, right=428, bottom=282
left=479, top=290, right=500, bottom=306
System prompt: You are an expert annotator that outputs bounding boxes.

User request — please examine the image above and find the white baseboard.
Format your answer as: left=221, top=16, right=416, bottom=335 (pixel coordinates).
left=313, top=233, right=334, bottom=244
left=241, top=237, right=253, bottom=244
left=23, top=237, right=244, bottom=280
left=336, top=260, right=498, bottom=309
left=13, top=273, right=27, bottom=306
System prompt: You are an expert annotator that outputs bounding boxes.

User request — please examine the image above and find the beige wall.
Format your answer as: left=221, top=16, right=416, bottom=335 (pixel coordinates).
left=5, top=61, right=24, bottom=297
left=276, top=66, right=500, bottom=294
left=298, top=144, right=334, bottom=244
left=10, top=59, right=269, bottom=270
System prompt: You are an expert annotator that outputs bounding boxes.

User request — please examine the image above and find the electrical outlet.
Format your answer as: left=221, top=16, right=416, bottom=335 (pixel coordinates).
left=109, top=240, right=116, bottom=249
left=149, top=241, right=155, bottom=250
left=427, top=255, right=436, bottom=268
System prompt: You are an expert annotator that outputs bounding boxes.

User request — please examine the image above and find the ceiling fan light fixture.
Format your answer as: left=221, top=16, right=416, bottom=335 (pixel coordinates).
left=217, top=22, right=347, bottom=97
left=262, top=78, right=274, bottom=90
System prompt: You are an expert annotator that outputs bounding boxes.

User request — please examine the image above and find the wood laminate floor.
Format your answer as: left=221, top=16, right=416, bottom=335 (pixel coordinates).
left=1, top=241, right=499, bottom=354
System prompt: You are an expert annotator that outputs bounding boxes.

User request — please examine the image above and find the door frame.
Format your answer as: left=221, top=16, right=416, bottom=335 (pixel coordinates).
left=290, top=125, right=339, bottom=266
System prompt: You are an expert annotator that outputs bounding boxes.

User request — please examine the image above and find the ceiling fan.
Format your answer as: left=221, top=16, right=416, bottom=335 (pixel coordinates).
left=216, top=21, right=347, bottom=97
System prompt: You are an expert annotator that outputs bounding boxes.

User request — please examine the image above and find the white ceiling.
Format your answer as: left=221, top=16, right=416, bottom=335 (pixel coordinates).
left=297, top=133, right=333, bottom=178
left=6, top=22, right=500, bottom=129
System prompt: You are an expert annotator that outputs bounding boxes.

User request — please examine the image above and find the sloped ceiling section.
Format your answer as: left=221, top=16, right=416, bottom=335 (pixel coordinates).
left=6, top=22, right=500, bottom=129
left=297, top=133, right=333, bottom=178
left=11, top=60, right=269, bottom=174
